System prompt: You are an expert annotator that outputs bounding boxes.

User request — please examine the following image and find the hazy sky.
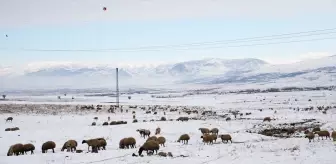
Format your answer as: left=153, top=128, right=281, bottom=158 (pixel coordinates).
left=1, top=0, right=336, bottom=73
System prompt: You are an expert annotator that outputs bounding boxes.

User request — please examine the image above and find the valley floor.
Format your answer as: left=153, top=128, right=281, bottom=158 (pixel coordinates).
left=0, top=90, right=336, bottom=164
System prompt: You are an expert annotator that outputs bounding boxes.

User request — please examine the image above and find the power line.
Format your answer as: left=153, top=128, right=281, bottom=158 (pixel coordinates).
left=1, top=27, right=336, bottom=52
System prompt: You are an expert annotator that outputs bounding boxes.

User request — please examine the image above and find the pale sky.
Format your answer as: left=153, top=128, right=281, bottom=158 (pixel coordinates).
left=1, top=0, right=336, bottom=74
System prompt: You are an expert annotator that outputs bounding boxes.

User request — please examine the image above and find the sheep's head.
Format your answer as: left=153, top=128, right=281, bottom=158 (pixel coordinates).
left=138, top=147, right=144, bottom=156
left=82, top=140, right=87, bottom=144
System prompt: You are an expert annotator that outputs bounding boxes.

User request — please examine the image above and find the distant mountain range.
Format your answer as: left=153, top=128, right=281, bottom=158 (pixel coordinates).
left=0, top=55, right=335, bottom=90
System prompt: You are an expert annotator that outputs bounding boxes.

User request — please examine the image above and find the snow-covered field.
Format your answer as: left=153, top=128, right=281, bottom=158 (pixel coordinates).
left=1, top=90, right=336, bottom=164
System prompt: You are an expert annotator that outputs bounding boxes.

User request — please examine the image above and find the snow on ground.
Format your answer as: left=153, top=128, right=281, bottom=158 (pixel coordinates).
left=1, top=90, right=336, bottom=164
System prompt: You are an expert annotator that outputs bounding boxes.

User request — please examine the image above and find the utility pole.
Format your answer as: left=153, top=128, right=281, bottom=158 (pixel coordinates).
left=116, top=68, right=120, bottom=107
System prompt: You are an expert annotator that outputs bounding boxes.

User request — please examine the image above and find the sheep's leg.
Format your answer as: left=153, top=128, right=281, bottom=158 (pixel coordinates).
left=52, top=149, right=55, bottom=153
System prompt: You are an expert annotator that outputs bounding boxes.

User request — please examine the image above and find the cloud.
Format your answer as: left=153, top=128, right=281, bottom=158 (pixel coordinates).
left=1, top=0, right=336, bottom=27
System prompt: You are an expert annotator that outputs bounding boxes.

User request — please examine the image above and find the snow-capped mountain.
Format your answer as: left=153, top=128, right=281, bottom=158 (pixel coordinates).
left=0, top=56, right=335, bottom=90
left=23, top=58, right=267, bottom=78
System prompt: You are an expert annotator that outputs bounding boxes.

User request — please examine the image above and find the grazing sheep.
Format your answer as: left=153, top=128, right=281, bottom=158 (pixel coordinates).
left=92, top=122, right=96, bottom=126
left=263, top=117, right=271, bottom=122
left=146, top=136, right=158, bottom=142
left=5, top=128, right=11, bottom=131
left=305, top=132, right=315, bottom=142
left=331, top=131, right=336, bottom=141
left=167, top=152, right=173, bottom=157
left=7, top=143, right=24, bottom=156
left=155, top=127, right=161, bottom=135
left=177, top=134, right=190, bottom=144
left=201, top=134, right=214, bottom=145
left=82, top=139, right=100, bottom=152
left=94, top=117, right=98, bottom=120
left=138, top=140, right=160, bottom=156
left=314, top=131, right=331, bottom=140
left=23, top=143, right=35, bottom=155
left=198, top=128, right=210, bottom=134
left=157, top=136, right=166, bottom=147
left=158, top=152, right=167, bottom=157
left=102, top=122, right=109, bottom=126
left=219, top=134, right=232, bottom=143
left=119, top=137, right=136, bottom=149
left=210, top=128, right=219, bottom=135
left=6, top=117, right=13, bottom=122
left=61, top=140, right=77, bottom=152
left=42, top=141, right=56, bottom=153
left=133, top=119, right=138, bottom=123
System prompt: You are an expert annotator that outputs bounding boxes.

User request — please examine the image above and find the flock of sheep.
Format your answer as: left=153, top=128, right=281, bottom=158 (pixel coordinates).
left=5, top=114, right=234, bottom=157
left=4, top=102, right=336, bottom=158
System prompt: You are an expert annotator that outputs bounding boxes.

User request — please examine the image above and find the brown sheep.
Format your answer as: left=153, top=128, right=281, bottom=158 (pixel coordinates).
left=210, top=128, right=219, bottom=135
left=201, top=134, right=214, bottom=145
left=61, top=140, right=77, bottom=152
left=219, top=134, right=232, bottom=143
left=23, top=143, right=35, bottom=155
left=138, top=140, right=160, bottom=156
left=146, top=136, right=158, bottom=142
left=199, top=128, right=210, bottom=134
left=155, top=127, right=161, bottom=135
left=42, top=141, right=56, bottom=153
left=177, top=134, right=190, bottom=144
left=7, top=143, right=24, bottom=156
left=331, top=131, right=336, bottom=141
left=314, top=131, right=331, bottom=140
left=92, top=122, right=96, bottom=126
left=167, top=152, right=173, bottom=157
left=6, top=117, right=13, bottom=122
left=5, top=128, right=11, bottom=131
left=157, top=136, right=166, bottom=147
left=82, top=139, right=100, bottom=152
left=263, top=117, right=271, bottom=122
left=305, top=132, right=315, bottom=142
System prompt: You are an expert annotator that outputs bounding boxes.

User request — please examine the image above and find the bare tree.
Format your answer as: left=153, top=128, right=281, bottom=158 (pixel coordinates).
left=2, top=95, right=6, bottom=99
left=128, top=96, right=131, bottom=100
